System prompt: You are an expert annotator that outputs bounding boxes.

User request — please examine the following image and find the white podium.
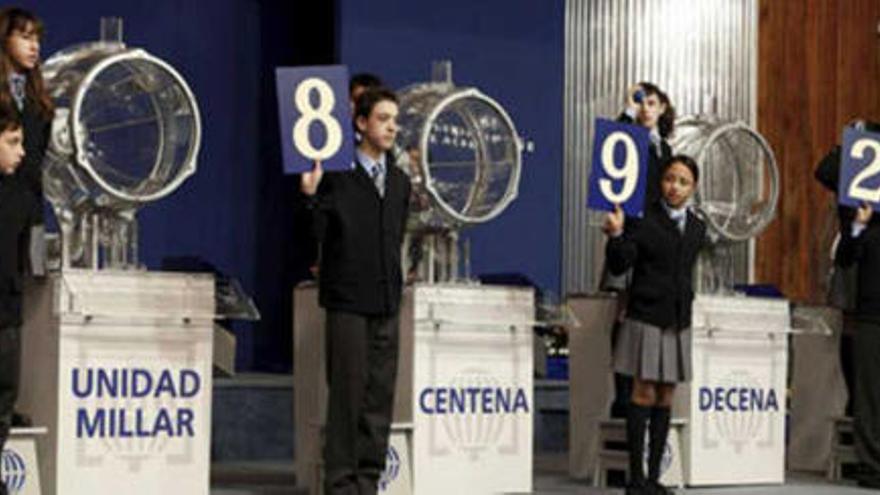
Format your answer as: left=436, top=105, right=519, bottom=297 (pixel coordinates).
left=677, top=295, right=789, bottom=486
left=568, top=294, right=790, bottom=487
left=19, top=270, right=215, bottom=495
left=293, top=283, right=534, bottom=495
left=2, top=427, right=47, bottom=495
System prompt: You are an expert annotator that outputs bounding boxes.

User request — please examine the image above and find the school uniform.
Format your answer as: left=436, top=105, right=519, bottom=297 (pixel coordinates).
left=601, top=112, right=672, bottom=292
left=606, top=199, right=707, bottom=383
left=836, top=217, right=880, bottom=484
left=8, top=73, right=50, bottom=223
left=618, top=110, right=672, bottom=208
left=605, top=198, right=708, bottom=495
left=308, top=149, right=410, bottom=495
left=604, top=112, right=674, bottom=421
left=0, top=173, right=40, bottom=490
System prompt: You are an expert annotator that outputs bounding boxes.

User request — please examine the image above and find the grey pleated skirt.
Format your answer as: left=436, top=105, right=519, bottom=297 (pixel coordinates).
left=613, top=318, right=692, bottom=383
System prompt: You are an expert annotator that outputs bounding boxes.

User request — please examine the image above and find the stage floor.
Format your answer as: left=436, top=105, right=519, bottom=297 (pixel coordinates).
left=210, top=455, right=875, bottom=494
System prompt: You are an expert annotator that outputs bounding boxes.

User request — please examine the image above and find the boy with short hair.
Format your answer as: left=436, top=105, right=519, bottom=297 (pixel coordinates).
left=0, top=104, right=35, bottom=495
left=301, top=87, right=410, bottom=495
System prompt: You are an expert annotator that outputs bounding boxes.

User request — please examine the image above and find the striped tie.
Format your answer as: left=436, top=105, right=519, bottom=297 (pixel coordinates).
left=371, top=163, right=385, bottom=197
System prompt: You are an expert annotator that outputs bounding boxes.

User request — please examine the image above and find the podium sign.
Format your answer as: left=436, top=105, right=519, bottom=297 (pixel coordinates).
left=3, top=428, right=45, bottom=495
left=293, top=284, right=534, bottom=495
left=411, top=285, right=533, bottom=494
left=682, top=295, right=789, bottom=486
left=20, top=270, right=215, bottom=495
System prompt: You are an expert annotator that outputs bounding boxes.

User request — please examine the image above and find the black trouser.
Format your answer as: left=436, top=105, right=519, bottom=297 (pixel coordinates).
left=0, top=325, right=21, bottom=495
left=323, top=310, right=399, bottom=495
left=854, top=319, right=880, bottom=475
left=840, top=330, right=855, bottom=416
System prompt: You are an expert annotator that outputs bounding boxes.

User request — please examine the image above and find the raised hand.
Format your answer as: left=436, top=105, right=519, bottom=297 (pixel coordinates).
left=626, top=83, right=644, bottom=111
left=856, top=202, right=874, bottom=226
left=603, top=204, right=625, bottom=237
left=301, top=160, right=324, bottom=196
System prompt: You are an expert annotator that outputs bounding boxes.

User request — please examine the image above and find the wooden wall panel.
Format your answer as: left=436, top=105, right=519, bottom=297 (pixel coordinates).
left=756, top=0, right=880, bottom=303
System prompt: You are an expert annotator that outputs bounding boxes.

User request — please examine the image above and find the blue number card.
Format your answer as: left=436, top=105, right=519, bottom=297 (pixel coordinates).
left=839, top=127, right=880, bottom=210
left=587, top=118, right=650, bottom=217
left=276, top=65, right=354, bottom=174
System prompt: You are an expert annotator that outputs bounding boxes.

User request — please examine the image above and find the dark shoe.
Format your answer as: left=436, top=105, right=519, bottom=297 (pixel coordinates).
left=625, top=481, right=647, bottom=495
left=854, top=465, right=880, bottom=488
left=857, top=476, right=880, bottom=489
left=646, top=480, right=674, bottom=494
left=11, top=412, right=32, bottom=427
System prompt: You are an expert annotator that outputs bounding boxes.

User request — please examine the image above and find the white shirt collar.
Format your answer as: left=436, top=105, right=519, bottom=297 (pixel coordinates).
left=661, top=200, right=688, bottom=220
left=355, top=149, right=386, bottom=175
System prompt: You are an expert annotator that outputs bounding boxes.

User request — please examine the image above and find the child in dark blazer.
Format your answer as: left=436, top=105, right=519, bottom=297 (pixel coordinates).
left=604, top=155, right=708, bottom=495
left=606, top=82, right=678, bottom=419
left=0, top=105, right=35, bottom=495
left=0, top=7, right=52, bottom=218
left=617, top=82, right=675, bottom=206
left=301, top=87, right=410, bottom=495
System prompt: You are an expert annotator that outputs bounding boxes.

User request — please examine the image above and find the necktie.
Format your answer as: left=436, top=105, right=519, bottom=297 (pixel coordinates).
left=9, top=74, right=25, bottom=111
left=371, top=163, right=385, bottom=197
left=670, top=211, right=686, bottom=233
left=650, top=132, right=662, bottom=154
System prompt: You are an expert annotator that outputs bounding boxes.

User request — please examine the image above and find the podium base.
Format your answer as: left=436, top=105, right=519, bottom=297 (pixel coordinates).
left=3, top=427, right=47, bottom=495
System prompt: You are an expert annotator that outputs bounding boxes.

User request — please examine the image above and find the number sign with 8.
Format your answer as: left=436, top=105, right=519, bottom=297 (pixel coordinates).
left=276, top=66, right=354, bottom=174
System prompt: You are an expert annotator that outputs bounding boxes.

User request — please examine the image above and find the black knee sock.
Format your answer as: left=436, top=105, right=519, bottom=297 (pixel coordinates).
left=627, top=404, right=650, bottom=486
left=648, top=406, right=671, bottom=482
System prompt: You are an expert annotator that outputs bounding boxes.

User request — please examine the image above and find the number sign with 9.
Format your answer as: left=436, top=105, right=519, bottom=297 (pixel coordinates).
left=587, top=118, right=650, bottom=217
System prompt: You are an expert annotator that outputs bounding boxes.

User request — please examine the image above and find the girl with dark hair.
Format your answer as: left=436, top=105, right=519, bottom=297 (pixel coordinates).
left=605, top=81, right=679, bottom=419
left=603, top=155, right=708, bottom=495
left=0, top=7, right=53, bottom=212
left=618, top=82, right=676, bottom=206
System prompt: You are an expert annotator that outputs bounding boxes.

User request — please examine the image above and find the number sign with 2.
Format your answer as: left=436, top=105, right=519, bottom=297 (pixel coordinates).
left=839, top=127, right=880, bottom=211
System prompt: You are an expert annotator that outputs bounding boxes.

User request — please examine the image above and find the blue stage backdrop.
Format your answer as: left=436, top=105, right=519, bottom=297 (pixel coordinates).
left=338, top=0, right=565, bottom=298
left=22, top=0, right=562, bottom=372
left=23, top=0, right=291, bottom=371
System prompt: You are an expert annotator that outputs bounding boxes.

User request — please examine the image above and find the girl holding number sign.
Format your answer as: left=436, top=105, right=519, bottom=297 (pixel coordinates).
left=606, top=82, right=677, bottom=421
left=604, top=155, right=708, bottom=495
left=602, top=83, right=675, bottom=293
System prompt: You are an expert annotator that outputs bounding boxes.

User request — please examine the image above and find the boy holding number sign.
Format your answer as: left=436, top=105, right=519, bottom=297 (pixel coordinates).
left=301, top=87, right=410, bottom=495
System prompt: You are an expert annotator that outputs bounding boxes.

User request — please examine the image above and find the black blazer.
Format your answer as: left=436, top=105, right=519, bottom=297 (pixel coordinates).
left=310, top=154, right=411, bottom=316
left=13, top=96, right=51, bottom=222
left=836, top=217, right=880, bottom=320
left=0, top=175, right=39, bottom=328
left=606, top=200, right=708, bottom=330
left=617, top=112, right=672, bottom=206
